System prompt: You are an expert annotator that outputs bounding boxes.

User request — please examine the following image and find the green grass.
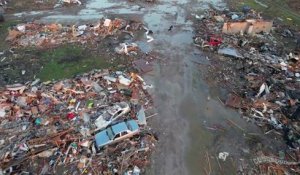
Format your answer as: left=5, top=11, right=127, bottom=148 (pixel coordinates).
left=228, top=0, right=300, bottom=29
left=6, top=0, right=57, bottom=13
left=37, top=45, right=111, bottom=81
left=0, top=20, right=20, bottom=50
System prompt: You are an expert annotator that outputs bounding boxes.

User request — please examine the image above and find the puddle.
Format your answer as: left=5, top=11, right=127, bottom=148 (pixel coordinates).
left=13, top=11, right=47, bottom=17
left=201, top=0, right=227, bottom=10
left=42, top=14, right=104, bottom=23
left=38, top=0, right=142, bottom=23
left=136, top=41, right=153, bottom=53
left=86, top=0, right=123, bottom=9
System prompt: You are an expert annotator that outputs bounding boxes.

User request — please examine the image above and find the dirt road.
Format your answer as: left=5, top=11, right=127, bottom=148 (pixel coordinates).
left=135, top=1, right=283, bottom=174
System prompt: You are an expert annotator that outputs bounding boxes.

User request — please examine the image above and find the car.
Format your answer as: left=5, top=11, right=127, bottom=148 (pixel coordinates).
left=94, top=102, right=130, bottom=131
left=95, top=119, right=139, bottom=149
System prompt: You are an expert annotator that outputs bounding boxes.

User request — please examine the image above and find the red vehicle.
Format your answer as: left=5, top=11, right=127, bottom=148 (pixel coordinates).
left=207, top=35, right=222, bottom=47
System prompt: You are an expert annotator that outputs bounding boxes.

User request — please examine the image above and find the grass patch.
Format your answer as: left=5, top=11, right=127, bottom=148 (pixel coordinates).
left=0, top=20, right=19, bottom=50
left=227, top=0, right=300, bottom=29
left=6, top=0, right=57, bottom=13
left=37, top=45, right=111, bottom=81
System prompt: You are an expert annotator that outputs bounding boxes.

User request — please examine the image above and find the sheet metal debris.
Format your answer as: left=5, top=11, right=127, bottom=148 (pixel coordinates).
left=218, top=47, right=244, bottom=59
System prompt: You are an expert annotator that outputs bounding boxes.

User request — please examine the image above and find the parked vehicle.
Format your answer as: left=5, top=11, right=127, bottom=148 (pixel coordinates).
left=95, top=120, right=139, bottom=149
left=94, top=102, right=130, bottom=131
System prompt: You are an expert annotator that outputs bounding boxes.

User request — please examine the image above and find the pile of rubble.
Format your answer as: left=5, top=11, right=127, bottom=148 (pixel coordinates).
left=194, top=8, right=300, bottom=174
left=55, top=0, right=85, bottom=8
left=60, top=0, right=82, bottom=5
left=0, top=69, right=157, bottom=174
left=6, top=18, right=143, bottom=48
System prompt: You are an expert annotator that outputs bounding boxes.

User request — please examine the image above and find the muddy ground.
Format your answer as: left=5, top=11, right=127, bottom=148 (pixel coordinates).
left=1, top=0, right=300, bottom=174
left=287, top=0, right=300, bottom=12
